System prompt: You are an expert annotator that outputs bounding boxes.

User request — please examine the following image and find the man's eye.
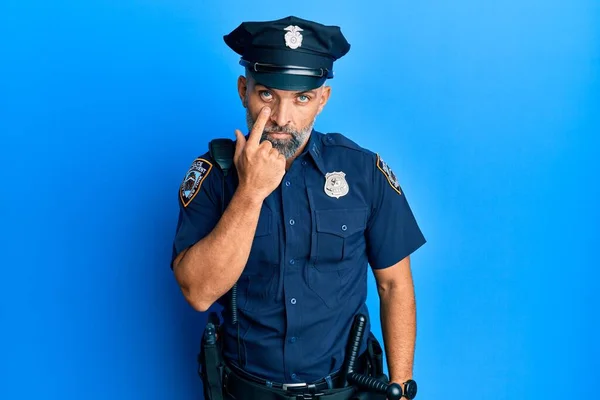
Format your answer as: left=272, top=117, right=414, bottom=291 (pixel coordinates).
left=260, top=91, right=272, bottom=100
left=298, top=95, right=310, bottom=103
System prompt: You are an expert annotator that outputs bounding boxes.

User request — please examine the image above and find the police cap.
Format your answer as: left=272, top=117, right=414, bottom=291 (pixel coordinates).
left=224, top=16, right=351, bottom=91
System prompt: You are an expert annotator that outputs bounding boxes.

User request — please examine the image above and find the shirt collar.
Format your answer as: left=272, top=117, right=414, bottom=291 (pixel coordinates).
left=304, top=130, right=327, bottom=176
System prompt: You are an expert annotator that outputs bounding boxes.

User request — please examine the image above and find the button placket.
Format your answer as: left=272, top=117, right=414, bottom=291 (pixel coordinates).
left=280, top=161, right=313, bottom=382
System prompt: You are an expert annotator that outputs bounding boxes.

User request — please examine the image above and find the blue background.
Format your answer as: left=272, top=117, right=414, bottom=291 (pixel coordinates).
left=1, top=0, right=598, bottom=398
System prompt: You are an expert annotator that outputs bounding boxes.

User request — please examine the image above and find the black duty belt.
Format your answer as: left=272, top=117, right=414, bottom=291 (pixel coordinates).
left=223, top=364, right=357, bottom=400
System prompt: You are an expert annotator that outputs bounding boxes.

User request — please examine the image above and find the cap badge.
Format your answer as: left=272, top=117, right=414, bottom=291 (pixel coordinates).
left=284, top=25, right=304, bottom=50
left=324, top=171, right=349, bottom=199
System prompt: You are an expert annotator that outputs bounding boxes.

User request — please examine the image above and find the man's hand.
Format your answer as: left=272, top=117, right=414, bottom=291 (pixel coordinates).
left=234, top=107, right=286, bottom=201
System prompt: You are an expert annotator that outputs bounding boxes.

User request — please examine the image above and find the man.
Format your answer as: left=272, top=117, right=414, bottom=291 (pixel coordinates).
left=171, top=16, right=426, bottom=400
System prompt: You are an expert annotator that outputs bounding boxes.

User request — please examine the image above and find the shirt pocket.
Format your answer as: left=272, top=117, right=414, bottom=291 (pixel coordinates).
left=307, top=207, right=368, bottom=308
left=314, top=207, right=368, bottom=268
left=245, top=207, right=280, bottom=270
left=239, top=207, right=280, bottom=311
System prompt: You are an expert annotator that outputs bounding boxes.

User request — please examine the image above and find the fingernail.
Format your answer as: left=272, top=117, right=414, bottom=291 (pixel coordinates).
left=262, top=107, right=270, bottom=115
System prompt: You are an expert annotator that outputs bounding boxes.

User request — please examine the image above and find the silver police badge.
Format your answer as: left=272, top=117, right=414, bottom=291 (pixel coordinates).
left=284, top=25, right=303, bottom=49
left=324, top=171, right=349, bottom=199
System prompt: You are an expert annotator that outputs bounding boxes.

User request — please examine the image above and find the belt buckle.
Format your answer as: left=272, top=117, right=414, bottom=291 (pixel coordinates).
left=282, top=382, right=308, bottom=392
left=282, top=383, right=324, bottom=400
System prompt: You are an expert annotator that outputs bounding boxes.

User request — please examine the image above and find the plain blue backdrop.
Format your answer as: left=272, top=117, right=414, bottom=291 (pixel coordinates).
left=1, top=0, right=598, bottom=399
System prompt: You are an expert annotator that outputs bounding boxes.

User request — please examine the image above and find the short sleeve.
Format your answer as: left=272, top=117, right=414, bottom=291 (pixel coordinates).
left=171, top=155, right=223, bottom=268
left=366, top=153, right=426, bottom=270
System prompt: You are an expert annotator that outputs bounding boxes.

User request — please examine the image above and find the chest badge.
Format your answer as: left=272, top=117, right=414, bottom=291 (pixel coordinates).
left=324, top=171, right=349, bottom=199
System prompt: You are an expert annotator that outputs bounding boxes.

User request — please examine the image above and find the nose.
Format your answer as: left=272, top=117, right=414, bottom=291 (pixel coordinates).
left=269, top=100, right=292, bottom=129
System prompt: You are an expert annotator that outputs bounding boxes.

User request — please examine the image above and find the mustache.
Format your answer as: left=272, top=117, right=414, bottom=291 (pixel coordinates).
left=263, top=125, right=298, bottom=135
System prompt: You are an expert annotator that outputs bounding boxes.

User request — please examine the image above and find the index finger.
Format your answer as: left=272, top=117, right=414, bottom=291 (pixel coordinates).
left=247, top=107, right=271, bottom=147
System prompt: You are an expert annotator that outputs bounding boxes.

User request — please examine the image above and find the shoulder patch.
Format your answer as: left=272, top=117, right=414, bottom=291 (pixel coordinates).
left=179, top=158, right=213, bottom=207
left=376, top=154, right=402, bottom=195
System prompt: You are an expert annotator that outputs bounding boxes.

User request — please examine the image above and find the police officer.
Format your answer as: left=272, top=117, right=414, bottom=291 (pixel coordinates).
left=171, top=16, right=426, bottom=400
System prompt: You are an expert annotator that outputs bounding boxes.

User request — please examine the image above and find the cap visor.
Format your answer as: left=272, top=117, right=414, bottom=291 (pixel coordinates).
left=249, top=71, right=326, bottom=91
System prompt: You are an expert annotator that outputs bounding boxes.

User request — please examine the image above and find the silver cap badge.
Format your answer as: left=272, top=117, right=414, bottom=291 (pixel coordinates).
left=284, top=25, right=304, bottom=49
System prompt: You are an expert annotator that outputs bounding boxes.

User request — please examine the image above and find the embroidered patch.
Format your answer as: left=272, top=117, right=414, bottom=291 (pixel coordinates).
left=324, top=171, right=349, bottom=199
left=179, top=158, right=213, bottom=207
left=376, top=154, right=401, bottom=195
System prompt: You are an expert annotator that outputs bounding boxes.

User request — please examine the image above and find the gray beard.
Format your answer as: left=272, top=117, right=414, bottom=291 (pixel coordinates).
left=245, top=108, right=315, bottom=159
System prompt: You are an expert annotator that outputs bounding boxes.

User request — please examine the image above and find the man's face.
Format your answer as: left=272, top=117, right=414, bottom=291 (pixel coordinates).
left=238, top=73, right=331, bottom=159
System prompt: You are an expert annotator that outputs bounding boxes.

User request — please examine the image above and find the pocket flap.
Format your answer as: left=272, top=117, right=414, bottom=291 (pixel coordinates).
left=315, top=208, right=368, bottom=238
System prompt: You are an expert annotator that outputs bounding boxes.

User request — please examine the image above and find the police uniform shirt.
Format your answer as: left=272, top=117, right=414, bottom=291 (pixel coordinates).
left=172, top=130, right=426, bottom=384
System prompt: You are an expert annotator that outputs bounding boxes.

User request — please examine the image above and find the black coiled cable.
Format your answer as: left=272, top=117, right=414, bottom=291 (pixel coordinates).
left=341, top=314, right=367, bottom=387
left=231, top=284, right=238, bottom=324
left=347, top=373, right=388, bottom=392
left=222, top=172, right=241, bottom=366
left=346, top=372, right=403, bottom=400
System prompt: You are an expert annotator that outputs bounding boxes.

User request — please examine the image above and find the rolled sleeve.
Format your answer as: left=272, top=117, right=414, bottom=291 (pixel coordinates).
left=366, top=154, right=426, bottom=270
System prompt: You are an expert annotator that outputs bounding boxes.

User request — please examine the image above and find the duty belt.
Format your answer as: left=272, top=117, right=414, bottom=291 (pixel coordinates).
left=223, top=363, right=357, bottom=400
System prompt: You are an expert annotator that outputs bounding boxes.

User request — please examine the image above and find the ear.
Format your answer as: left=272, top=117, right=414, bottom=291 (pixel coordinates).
left=316, top=85, right=331, bottom=115
left=237, top=75, right=247, bottom=107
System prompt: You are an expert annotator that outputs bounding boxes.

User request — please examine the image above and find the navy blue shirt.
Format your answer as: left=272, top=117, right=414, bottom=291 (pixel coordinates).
left=172, top=130, right=426, bottom=383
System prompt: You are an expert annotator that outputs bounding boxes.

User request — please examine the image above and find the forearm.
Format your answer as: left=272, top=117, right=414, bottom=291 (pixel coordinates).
left=174, top=187, right=263, bottom=311
left=379, top=284, right=416, bottom=385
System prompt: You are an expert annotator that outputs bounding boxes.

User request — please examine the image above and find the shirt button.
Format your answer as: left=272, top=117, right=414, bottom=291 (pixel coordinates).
left=290, top=298, right=297, bottom=305
left=341, top=224, right=348, bottom=231
left=290, top=337, right=297, bottom=343
left=289, top=219, right=295, bottom=225
left=289, top=259, right=295, bottom=265
left=285, top=181, right=291, bottom=187
left=302, top=161, right=307, bottom=166
left=291, top=373, right=297, bottom=379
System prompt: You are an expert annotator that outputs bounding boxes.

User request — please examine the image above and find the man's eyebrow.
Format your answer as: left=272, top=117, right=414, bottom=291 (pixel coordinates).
left=255, top=84, right=273, bottom=91
left=295, top=89, right=317, bottom=96
left=254, top=85, right=317, bottom=96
